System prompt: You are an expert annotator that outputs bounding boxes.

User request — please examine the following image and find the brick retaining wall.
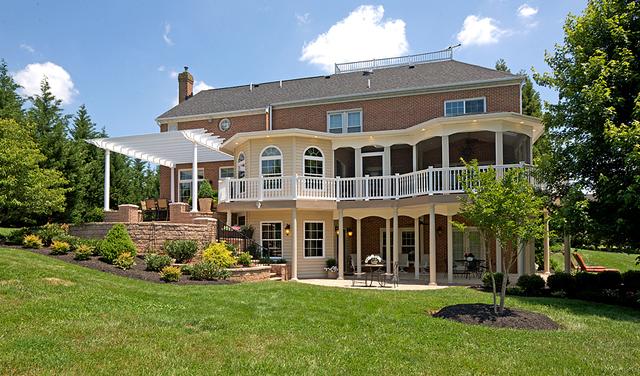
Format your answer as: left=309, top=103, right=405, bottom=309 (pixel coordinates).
left=70, top=221, right=217, bottom=253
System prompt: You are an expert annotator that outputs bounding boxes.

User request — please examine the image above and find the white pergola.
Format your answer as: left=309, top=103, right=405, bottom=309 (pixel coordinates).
left=87, top=129, right=231, bottom=212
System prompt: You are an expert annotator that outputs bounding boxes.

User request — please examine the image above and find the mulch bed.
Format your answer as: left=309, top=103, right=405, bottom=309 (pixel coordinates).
left=23, top=247, right=234, bottom=285
left=432, top=303, right=560, bottom=330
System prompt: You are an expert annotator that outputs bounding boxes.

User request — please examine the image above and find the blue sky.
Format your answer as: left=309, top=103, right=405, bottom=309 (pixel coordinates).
left=1, top=0, right=586, bottom=137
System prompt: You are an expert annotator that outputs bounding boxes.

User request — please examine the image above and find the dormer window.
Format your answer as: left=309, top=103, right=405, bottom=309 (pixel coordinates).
left=327, top=110, right=362, bottom=133
left=444, top=98, right=486, bottom=117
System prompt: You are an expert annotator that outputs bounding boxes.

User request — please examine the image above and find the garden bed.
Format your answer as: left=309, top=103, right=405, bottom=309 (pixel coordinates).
left=23, top=247, right=270, bottom=284
left=432, top=303, right=560, bottom=330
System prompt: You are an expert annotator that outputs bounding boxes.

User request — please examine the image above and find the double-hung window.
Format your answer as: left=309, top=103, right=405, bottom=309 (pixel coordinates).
left=444, top=98, right=486, bottom=117
left=327, top=110, right=362, bottom=133
left=219, top=167, right=234, bottom=179
left=260, top=146, right=282, bottom=190
left=261, top=222, right=282, bottom=258
left=304, top=221, right=324, bottom=258
left=178, top=168, right=204, bottom=203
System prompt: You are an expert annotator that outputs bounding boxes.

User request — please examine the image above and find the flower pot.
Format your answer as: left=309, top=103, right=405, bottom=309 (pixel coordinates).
left=198, top=198, right=213, bottom=212
left=327, top=271, right=338, bottom=279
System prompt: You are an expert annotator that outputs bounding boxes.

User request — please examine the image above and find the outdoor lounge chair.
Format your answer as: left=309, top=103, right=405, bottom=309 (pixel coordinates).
left=573, top=252, right=618, bottom=273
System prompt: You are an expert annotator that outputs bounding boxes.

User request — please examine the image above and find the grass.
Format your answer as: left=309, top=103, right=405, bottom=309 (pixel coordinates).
left=1, top=248, right=639, bottom=375
left=551, top=248, right=639, bottom=272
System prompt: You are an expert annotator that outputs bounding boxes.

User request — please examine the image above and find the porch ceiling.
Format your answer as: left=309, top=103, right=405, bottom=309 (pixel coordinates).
left=87, top=129, right=232, bottom=168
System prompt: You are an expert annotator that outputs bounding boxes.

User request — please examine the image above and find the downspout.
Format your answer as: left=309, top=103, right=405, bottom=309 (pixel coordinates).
left=268, top=105, right=273, bottom=130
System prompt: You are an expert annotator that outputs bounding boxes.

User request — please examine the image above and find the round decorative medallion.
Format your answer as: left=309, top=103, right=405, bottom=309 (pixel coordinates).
left=218, top=118, right=231, bottom=132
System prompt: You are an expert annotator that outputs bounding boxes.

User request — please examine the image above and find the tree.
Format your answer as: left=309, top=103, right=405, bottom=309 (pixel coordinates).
left=0, top=60, right=24, bottom=122
left=0, top=119, right=67, bottom=225
left=457, top=161, right=544, bottom=314
left=495, top=58, right=510, bottom=72
left=534, top=0, right=640, bottom=249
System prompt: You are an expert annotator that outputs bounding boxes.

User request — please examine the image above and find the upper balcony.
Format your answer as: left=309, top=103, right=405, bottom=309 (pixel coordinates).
left=218, top=163, right=533, bottom=203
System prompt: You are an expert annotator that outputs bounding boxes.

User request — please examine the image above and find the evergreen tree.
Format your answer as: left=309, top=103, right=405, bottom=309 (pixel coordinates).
left=495, top=58, right=510, bottom=72
left=0, top=60, right=24, bottom=121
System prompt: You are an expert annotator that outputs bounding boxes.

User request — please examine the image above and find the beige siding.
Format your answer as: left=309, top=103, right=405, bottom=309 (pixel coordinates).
left=246, top=209, right=336, bottom=278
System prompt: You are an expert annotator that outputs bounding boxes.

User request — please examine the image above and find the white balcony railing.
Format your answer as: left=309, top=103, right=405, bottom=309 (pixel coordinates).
left=218, top=163, right=533, bottom=203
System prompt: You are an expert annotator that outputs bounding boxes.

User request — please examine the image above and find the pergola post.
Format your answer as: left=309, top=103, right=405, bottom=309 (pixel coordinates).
left=356, top=218, right=362, bottom=273
left=191, top=143, right=199, bottom=212
left=414, top=216, right=420, bottom=280
left=291, top=208, right=298, bottom=280
left=103, top=150, right=110, bottom=211
left=338, top=209, right=344, bottom=280
left=385, top=217, right=391, bottom=273
left=170, top=167, right=175, bottom=202
left=429, top=204, right=437, bottom=286
left=392, top=208, right=399, bottom=268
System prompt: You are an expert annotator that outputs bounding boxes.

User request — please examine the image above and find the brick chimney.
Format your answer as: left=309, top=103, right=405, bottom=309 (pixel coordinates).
left=178, top=66, right=193, bottom=103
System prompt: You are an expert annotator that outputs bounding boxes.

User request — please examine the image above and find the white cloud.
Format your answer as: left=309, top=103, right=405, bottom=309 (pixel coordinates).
left=295, top=12, right=310, bottom=25
left=456, top=15, right=507, bottom=46
left=300, top=5, right=408, bottom=73
left=517, top=4, right=538, bottom=18
left=157, top=65, right=166, bottom=72
left=163, top=23, right=174, bottom=46
left=19, top=43, right=35, bottom=53
left=169, top=69, right=179, bottom=79
left=13, top=62, right=78, bottom=104
left=193, top=80, right=213, bottom=94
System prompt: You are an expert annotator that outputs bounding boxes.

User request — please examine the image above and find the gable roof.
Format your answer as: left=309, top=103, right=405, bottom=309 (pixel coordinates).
left=156, top=60, right=520, bottom=122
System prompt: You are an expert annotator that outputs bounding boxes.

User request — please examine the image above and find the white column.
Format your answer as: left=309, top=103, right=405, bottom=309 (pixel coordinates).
left=354, top=147, right=362, bottom=177
left=564, top=234, right=572, bottom=273
left=429, top=204, right=437, bottom=286
left=338, top=209, right=344, bottom=280
left=442, top=136, right=449, bottom=191
left=191, top=143, right=199, bottom=212
left=543, top=209, right=550, bottom=274
left=385, top=217, right=391, bottom=273
left=414, top=217, right=420, bottom=280
left=170, top=166, right=175, bottom=203
left=291, top=208, right=298, bottom=280
left=383, top=146, right=391, bottom=176
left=495, top=131, right=504, bottom=166
left=496, top=239, right=503, bottom=273
left=103, top=149, right=110, bottom=211
left=447, top=214, right=453, bottom=283
left=412, top=144, right=417, bottom=172
left=226, top=211, right=232, bottom=225
left=393, top=208, right=399, bottom=267
left=356, top=218, right=362, bottom=273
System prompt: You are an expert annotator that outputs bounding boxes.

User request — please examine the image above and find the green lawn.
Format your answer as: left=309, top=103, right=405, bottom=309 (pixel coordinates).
left=551, top=248, right=639, bottom=272
left=1, top=248, right=639, bottom=375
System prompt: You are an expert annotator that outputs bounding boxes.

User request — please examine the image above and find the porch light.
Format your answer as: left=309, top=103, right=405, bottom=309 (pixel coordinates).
left=285, top=224, right=291, bottom=236
left=347, top=228, right=353, bottom=237
left=335, top=226, right=340, bottom=236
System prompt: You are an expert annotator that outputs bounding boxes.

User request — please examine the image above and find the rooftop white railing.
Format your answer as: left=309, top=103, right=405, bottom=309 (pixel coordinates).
left=218, top=163, right=533, bottom=203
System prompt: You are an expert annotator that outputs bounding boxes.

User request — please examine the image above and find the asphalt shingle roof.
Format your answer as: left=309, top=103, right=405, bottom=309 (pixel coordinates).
left=157, top=60, right=518, bottom=120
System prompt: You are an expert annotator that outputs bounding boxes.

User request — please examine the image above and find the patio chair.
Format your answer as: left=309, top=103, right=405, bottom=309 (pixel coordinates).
left=399, top=254, right=410, bottom=272
left=157, top=198, right=169, bottom=221
left=350, top=256, right=366, bottom=286
left=573, top=252, right=618, bottom=273
left=144, top=199, right=157, bottom=220
left=381, top=261, right=399, bottom=288
left=140, top=200, right=155, bottom=221
left=418, top=258, right=429, bottom=278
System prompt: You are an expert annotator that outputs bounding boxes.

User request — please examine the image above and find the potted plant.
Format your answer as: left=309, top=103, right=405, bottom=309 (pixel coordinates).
left=364, top=254, right=383, bottom=265
left=198, top=180, right=215, bottom=212
left=325, top=258, right=338, bottom=279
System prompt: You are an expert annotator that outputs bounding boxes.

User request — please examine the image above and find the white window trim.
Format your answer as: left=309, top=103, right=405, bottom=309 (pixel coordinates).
left=452, top=226, right=486, bottom=260
left=444, top=97, right=486, bottom=117
left=219, top=166, right=235, bottom=179
left=303, top=220, right=325, bottom=259
left=167, top=123, right=178, bottom=132
left=379, top=227, right=414, bottom=256
left=302, top=146, right=325, bottom=177
left=260, top=221, right=283, bottom=259
left=326, top=108, right=363, bottom=133
left=260, top=146, right=283, bottom=177
left=178, top=168, right=204, bottom=203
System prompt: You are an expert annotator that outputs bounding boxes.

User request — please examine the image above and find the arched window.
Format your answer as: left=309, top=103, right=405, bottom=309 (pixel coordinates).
left=260, top=146, right=282, bottom=189
left=303, top=147, right=324, bottom=177
left=237, top=153, right=246, bottom=179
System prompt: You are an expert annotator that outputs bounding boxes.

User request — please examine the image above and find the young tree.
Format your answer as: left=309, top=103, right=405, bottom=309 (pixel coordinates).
left=495, top=58, right=510, bottom=72
left=458, top=161, right=544, bottom=314
left=0, top=119, right=67, bottom=225
left=0, top=59, right=24, bottom=121
left=535, top=0, right=640, bottom=249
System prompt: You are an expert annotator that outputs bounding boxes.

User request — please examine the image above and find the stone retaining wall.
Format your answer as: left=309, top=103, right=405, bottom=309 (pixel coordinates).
left=70, top=221, right=217, bottom=253
left=226, top=266, right=271, bottom=282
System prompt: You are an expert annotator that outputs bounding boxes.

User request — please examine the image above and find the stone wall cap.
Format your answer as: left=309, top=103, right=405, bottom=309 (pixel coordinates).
left=169, top=202, right=189, bottom=206
left=118, top=204, right=139, bottom=208
left=193, top=217, right=217, bottom=223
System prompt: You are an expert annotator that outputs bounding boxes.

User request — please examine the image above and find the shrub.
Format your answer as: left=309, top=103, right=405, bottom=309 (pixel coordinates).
left=236, top=252, right=252, bottom=267
left=516, top=274, right=546, bottom=296
left=326, top=258, right=337, bottom=269
left=598, top=270, right=622, bottom=290
left=258, top=257, right=287, bottom=264
left=36, top=223, right=68, bottom=246
left=547, top=272, right=575, bottom=293
left=164, top=240, right=198, bottom=263
left=202, top=242, right=236, bottom=268
left=83, top=207, right=104, bottom=223
left=160, top=266, right=182, bottom=282
left=8, top=228, right=31, bottom=245
left=100, top=224, right=136, bottom=263
left=22, top=234, right=43, bottom=249
left=52, top=234, right=81, bottom=250
left=550, top=259, right=562, bottom=273
left=180, top=264, right=193, bottom=275
left=114, top=252, right=135, bottom=270
left=79, top=239, right=103, bottom=256
left=50, top=240, right=71, bottom=255
left=74, top=244, right=93, bottom=260
left=190, top=261, right=230, bottom=281
left=145, top=253, right=173, bottom=272
left=622, top=270, right=640, bottom=291
left=575, top=272, right=599, bottom=292
left=198, top=180, right=216, bottom=199
left=481, top=272, right=507, bottom=290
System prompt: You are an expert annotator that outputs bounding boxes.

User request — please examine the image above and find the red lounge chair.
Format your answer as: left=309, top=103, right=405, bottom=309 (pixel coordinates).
left=573, top=253, right=618, bottom=273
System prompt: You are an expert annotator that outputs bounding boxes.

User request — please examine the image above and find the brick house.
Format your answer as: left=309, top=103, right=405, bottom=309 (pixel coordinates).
left=90, top=50, right=543, bottom=282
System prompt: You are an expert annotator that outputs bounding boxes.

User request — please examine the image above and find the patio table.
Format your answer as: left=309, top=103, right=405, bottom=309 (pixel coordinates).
left=362, top=263, right=385, bottom=287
